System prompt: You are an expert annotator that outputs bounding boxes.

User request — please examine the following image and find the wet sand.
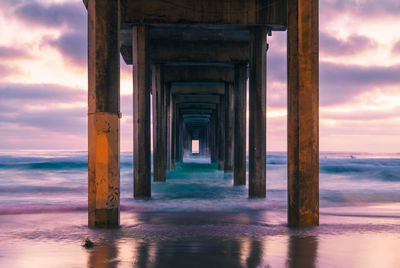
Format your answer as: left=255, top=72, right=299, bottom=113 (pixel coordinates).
left=1, top=209, right=400, bottom=268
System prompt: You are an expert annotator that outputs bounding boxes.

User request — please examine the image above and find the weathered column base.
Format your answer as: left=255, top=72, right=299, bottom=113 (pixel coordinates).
left=88, top=112, right=120, bottom=228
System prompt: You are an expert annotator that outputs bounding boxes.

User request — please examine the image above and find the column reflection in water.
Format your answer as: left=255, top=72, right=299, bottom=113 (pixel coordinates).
left=87, top=240, right=119, bottom=268
left=85, top=237, right=269, bottom=268
left=286, top=235, right=319, bottom=268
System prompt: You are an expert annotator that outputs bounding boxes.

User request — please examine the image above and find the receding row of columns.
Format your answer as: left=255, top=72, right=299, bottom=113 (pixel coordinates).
left=87, top=0, right=318, bottom=228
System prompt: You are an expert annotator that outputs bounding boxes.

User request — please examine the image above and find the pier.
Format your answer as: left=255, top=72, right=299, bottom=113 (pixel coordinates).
left=84, top=0, right=319, bottom=227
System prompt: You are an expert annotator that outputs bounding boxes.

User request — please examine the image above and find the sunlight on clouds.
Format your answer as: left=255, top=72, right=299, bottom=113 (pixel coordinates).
left=320, top=12, right=400, bottom=66
left=24, top=102, right=86, bottom=112
left=0, top=9, right=87, bottom=88
left=267, top=109, right=286, bottom=118
left=121, top=68, right=133, bottom=96
left=321, top=119, right=337, bottom=126
left=0, top=11, right=59, bottom=47
left=322, top=87, right=400, bottom=113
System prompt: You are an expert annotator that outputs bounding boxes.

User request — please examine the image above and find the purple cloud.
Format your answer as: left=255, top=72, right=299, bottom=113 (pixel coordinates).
left=0, top=46, right=30, bottom=59
left=321, top=0, right=400, bottom=17
left=0, top=64, right=20, bottom=77
left=392, top=40, right=400, bottom=54
left=0, top=83, right=85, bottom=102
left=320, top=33, right=376, bottom=56
left=48, top=31, right=87, bottom=65
left=0, top=83, right=132, bottom=135
left=266, top=51, right=400, bottom=107
left=0, top=106, right=86, bottom=134
left=13, top=1, right=86, bottom=30
left=322, top=108, right=400, bottom=121
left=11, top=1, right=88, bottom=65
left=320, top=62, right=400, bottom=105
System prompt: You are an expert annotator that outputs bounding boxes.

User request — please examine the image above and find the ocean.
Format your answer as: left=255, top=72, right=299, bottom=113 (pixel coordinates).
left=1, top=151, right=400, bottom=267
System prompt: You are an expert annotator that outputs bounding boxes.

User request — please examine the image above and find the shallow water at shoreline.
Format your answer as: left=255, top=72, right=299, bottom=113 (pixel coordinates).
left=1, top=151, right=400, bottom=267
left=1, top=210, right=400, bottom=268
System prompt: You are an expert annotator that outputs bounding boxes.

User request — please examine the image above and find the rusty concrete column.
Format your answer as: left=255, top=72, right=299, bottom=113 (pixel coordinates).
left=177, top=113, right=183, bottom=162
left=200, top=128, right=206, bottom=156
left=210, top=111, right=217, bottom=163
left=133, top=25, right=151, bottom=198
left=234, top=64, right=247, bottom=185
left=171, top=99, right=176, bottom=168
left=206, top=123, right=210, bottom=157
left=224, top=83, right=234, bottom=171
left=163, top=81, right=169, bottom=171
left=152, top=64, right=166, bottom=182
left=287, top=0, right=319, bottom=226
left=186, top=125, right=192, bottom=157
left=217, top=96, right=225, bottom=170
left=88, top=0, right=120, bottom=227
left=166, top=83, right=172, bottom=170
left=248, top=27, right=267, bottom=198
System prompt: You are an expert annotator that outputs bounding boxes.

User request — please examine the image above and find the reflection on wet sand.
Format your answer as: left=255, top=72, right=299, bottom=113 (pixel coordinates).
left=86, top=234, right=319, bottom=268
left=87, top=237, right=268, bottom=268
left=286, top=234, right=318, bottom=268
left=86, top=212, right=319, bottom=268
left=87, top=240, right=119, bottom=268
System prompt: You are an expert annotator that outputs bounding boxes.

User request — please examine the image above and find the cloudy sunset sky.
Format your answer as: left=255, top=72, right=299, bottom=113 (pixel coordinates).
left=0, top=0, right=399, bottom=153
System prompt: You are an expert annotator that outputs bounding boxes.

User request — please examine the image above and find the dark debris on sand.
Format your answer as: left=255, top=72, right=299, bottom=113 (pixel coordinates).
left=82, top=238, right=95, bottom=249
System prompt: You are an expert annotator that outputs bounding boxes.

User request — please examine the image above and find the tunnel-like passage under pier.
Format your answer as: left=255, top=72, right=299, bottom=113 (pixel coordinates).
left=84, top=0, right=319, bottom=228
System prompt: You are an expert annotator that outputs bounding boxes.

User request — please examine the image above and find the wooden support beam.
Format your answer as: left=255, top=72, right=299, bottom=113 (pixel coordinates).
left=234, top=64, right=247, bottom=185
left=133, top=25, right=151, bottom=198
left=248, top=26, right=267, bottom=198
left=152, top=64, right=166, bottom=182
left=287, top=0, right=319, bottom=226
left=164, top=66, right=234, bottom=83
left=171, top=83, right=225, bottom=95
left=224, top=83, right=234, bottom=172
left=88, top=0, right=120, bottom=228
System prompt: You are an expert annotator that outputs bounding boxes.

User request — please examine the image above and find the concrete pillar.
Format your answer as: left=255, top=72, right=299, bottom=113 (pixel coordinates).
left=133, top=25, right=151, bottom=198
left=182, top=121, right=188, bottom=158
left=152, top=64, right=166, bottom=182
left=173, top=105, right=181, bottom=164
left=200, top=129, right=206, bottom=156
left=186, top=126, right=192, bottom=156
left=248, top=27, right=267, bottom=198
left=224, top=83, right=234, bottom=171
left=206, top=124, right=210, bottom=156
left=88, top=0, right=120, bottom=227
left=217, top=97, right=225, bottom=170
left=171, top=99, right=176, bottom=168
left=178, top=114, right=184, bottom=162
left=166, top=83, right=172, bottom=170
left=234, top=64, right=247, bottom=185
left=210, top=111, right=217, bottom=163
left=287, top=0, right=319, bottom=226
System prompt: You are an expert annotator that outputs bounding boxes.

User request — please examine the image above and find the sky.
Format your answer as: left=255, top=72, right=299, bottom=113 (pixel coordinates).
left=0, top=0, right=399, bottom=153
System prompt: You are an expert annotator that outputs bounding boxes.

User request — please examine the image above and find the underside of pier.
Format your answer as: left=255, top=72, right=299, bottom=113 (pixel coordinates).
left=85, top=0, right=319, bottom=228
